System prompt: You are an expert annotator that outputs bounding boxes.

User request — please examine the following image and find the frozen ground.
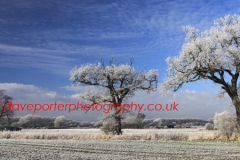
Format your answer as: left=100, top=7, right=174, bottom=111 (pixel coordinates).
left=1, top=139, right=240, bottom=159
left=21, top=127, right=216, bottom=136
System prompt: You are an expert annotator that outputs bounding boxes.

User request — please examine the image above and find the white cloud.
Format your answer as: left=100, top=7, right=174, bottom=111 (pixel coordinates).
left=61, top=85, right=98, bottom=93
left=0, top=83, right=102, bottom=121
left=61, top=84, right=235, bottom=120
left=129, top=89, right=233, bottom=120
left=0, top=83, right=235, bottom=122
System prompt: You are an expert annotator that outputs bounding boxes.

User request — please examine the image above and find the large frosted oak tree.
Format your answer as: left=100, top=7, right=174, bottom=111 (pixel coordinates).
left=161, top=15, right=240, bottom=125
left=70, top=57, right=158, bottom=135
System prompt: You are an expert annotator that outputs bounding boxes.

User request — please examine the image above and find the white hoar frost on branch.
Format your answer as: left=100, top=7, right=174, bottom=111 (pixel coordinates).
left=161, top=14, right=240, bottom=125
left=70, top=56, right=158, bottom=135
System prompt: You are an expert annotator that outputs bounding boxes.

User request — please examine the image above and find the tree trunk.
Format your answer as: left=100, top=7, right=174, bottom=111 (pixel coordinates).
left=114, top=111, right=122, bottom=135
left=232, top=96, right=240, bottom=127
left=236, top=109, right=240, bottom=128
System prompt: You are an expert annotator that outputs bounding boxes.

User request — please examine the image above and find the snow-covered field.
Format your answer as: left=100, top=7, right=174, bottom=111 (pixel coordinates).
left=1, top=139, right=240, bottom=159
left=21, top=127, right=215, bottom=136
left=1, top=128, right=238, bottom=159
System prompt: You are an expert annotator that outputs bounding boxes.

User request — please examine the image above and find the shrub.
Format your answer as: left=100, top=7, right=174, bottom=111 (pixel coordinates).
left=158, top=124, right=164, bottom=129
left=100, top=121, right=120, bottom=135
left=144, top=125, right=149, bottom=129
left=205, top=123, right=214, bottom=130
left=54, top=116, right=66, bottom=128
left=164, top=133, right=189, bottom=141
left=207, top=118, right=214, bottom=123
left=214, top=111, right=239, bottom=138
left=135, top=113, right=146, bottom=129
left=93, top=121, right=103, bottom=128
left=174, top=125, right=182, bottom=129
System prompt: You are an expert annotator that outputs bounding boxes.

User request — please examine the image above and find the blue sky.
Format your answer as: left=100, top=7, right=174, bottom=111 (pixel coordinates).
left=0, top=0, right=239, bottom=121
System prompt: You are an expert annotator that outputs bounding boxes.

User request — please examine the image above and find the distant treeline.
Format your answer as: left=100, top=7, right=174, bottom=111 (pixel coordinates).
left=143, top=118, right=208, bottom=129
left=0, top=114, right=209, bottom=129
left=0, top=115, right=94, bottom=129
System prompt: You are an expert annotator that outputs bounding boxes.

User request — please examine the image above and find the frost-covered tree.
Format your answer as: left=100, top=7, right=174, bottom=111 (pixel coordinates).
left=17, top=114, right=52, bottom=128
left=214, top=111, right=238, bottom=138
left=70, top=56, right=158, bottom=135
left=54, top=116, right=66, bottom=128
left=0, top=89, right=14, bottom=121
left=135, top=113, right=146, bottom=129
left=161, top=15, right=240, bottom=125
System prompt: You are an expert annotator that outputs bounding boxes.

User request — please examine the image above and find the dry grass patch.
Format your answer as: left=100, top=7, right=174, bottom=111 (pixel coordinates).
left=1, top=128, right=223, bottom=141
left=188, top=132, right=240, bottom=141
left=0, top=130, right=189, bottom=141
